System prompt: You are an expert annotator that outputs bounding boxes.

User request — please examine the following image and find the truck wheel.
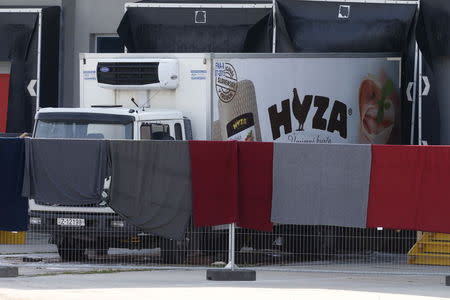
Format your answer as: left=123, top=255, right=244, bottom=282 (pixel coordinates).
left=57, top=238, right=87, bottom=262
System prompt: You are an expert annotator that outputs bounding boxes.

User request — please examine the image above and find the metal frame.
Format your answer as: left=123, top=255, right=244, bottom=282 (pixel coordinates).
left=124, top=2, right=275, bottom=55
left=412, top=0, right=421, bottom=145
left=416, top=0, right=424, bottom=146
left=125, top=3, right=273, bottom=9
left=211, top=52, right=402, bottom=59
left=418, top=50, right=423, bottom=144
left=410, top=42, right=419, bottom=145
left=297, top=0, right=418, bottom=4
left=0, top=8, right=42, bottom=113
left=82, top=52, right=401, bottom=59
left=272, top=0, right=276, bottom=53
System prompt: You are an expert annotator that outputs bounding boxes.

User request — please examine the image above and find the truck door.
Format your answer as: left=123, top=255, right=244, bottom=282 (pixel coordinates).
left=140, top=121, right=185, bottom=140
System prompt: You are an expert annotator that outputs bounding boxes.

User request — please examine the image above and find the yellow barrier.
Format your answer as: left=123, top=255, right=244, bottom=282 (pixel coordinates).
left=408, top=232, right=450, bottom=266
left=0, top=231, right=26, bottom=244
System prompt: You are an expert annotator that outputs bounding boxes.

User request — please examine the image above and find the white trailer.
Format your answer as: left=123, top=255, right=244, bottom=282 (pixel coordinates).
left=80, top=53, right=402, bottom=144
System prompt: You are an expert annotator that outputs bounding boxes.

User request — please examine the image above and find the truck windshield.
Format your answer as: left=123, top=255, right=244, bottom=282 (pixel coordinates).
left=35, top=120, right=133, bottom=139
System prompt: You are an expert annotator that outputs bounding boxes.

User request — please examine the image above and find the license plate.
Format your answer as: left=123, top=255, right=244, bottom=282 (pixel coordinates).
left=57, top=218, right=85, bottom=227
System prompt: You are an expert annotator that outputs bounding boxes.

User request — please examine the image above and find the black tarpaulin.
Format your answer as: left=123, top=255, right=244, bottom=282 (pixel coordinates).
left=0, top=138, right=28, bottom=231
left=0, top=8, right=60, bottom=134
left=416, top=0, right=450, bottom=68
left=275, top=0, right=417, bottom=145
left=416, top=0, right=449, bottom=145
left=0, top=13, right=37, bottom=134
left=419, top=60, right=440, bottom=145
left=22, top=139, right=109, bottom=206
left=39, top=7, right=60, bottom=109
left=108, top=140, right=192, bottom=240
left=137, top=0, right=270, bottom=2
left=275, top=0, right=416, bottom=53
left=0, top=13, right=37, bottom=59
left=117, top=5, right=273, bottom=53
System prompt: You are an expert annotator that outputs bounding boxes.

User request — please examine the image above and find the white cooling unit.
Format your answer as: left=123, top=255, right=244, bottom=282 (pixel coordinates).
left=96, top=59, right=178, bottom=90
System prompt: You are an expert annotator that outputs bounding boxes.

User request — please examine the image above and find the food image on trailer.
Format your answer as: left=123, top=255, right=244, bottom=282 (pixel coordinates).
left=212, top=55, right=401, bottom=145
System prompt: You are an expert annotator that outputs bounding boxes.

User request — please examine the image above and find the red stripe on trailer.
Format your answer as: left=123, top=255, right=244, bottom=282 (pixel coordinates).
left=0, top=74, right=9, bottom=133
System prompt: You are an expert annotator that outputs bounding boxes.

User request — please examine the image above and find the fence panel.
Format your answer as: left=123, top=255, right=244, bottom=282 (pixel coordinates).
left=3, top=217, right=450, bottom=276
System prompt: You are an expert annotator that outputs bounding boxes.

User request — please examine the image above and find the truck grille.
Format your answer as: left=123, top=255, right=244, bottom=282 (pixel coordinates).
left=97, top=62, right=160, bottom=85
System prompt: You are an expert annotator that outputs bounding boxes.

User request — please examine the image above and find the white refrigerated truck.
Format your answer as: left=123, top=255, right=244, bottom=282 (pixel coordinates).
left=29, top=52, right=403, bottom=261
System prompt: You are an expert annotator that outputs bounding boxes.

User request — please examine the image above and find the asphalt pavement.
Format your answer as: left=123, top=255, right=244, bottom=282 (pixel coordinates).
left=0, top=269, right=449, bottom=300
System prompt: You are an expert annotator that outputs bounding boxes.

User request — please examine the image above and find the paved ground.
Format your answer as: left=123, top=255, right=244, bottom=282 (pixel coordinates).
left=1, top=233, right=450, bottom=299
left=0, top=269, right=450, bottom=300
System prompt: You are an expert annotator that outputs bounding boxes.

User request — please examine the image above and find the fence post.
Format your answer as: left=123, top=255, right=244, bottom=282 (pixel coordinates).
left=206, top=222, right=256, bottom=281
left=225, top=223, right=236, bottom=270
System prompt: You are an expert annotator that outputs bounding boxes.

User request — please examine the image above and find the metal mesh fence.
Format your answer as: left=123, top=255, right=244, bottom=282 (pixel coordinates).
left=1, top=211, right=226, bottom=269
left=2, top=211, right=450, bottom=276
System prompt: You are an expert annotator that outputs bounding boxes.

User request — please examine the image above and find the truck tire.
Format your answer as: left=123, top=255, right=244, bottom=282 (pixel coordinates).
left=57, top=238, right=87, bottom=262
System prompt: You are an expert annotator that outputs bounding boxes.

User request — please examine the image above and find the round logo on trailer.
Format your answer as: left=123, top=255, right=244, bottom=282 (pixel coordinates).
left=100, top=67, right=110, bottom=73
left=216, top=63, right=238, bottom=103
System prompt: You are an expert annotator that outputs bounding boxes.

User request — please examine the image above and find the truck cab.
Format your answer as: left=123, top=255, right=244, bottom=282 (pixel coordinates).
left=29, top=106, right=192, bottom=262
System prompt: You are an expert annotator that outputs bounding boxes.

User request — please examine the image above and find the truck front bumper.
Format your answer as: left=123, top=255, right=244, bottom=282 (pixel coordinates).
left=29, top=210, right=140, bottom=238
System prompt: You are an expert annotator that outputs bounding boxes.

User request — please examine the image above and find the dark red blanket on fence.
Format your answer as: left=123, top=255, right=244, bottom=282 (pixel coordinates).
left=367, top=145, right=450, bottom=233
left=237, top=142, right=273, bottom=231
left=189, top=141, right=273, bottom=230
left=189, top=141, right=239, bottom=227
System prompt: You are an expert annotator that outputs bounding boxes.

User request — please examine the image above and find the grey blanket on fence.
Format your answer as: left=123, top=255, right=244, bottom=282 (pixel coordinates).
left=108, top=140, right=192, bottom=240
left=22, top=139, right=109, bottom=205
left=271, top=143, right=371, bottom=228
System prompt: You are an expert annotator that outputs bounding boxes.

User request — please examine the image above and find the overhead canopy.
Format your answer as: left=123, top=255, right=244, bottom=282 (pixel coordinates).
left=275, top=0, right=417, bottom=145
left=416, top=0, right=450, bottom=145
left=117, top=2, right=273, bottom=53
left=0, top=7, right=60, bottom=134
left=416, top=0, right=450, bottom=68
left=0, top=13, right=37, bottom=60
left=275, top=0, right=417, bottom=53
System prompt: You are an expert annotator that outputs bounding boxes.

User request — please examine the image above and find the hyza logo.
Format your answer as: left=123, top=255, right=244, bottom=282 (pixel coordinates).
left=268, top=88, right=348, bottom=140
left=215, top=62, right=238, bottom=103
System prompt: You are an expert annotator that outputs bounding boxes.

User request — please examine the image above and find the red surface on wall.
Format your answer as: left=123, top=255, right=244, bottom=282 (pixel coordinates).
left=0, top=74, right=9, bottom=133
left=368, top=145, right=450, bottom=233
